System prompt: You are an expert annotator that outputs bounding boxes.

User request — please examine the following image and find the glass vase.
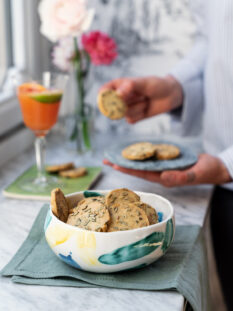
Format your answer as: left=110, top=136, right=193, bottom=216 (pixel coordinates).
left=65, top=104, right=95, bottom=154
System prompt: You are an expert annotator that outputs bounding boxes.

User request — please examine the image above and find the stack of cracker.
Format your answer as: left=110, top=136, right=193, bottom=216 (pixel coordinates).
left=51, top=188, right=158, bottom=232
left=46, top=162, right=87, bottom=178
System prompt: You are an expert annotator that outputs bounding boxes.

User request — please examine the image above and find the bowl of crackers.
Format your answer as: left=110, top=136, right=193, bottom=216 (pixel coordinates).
left=44, top=188, right=175, bottom=273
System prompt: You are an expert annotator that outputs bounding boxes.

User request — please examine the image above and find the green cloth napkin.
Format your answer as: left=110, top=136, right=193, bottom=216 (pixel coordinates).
left=1, top=205, right=211, bottom=311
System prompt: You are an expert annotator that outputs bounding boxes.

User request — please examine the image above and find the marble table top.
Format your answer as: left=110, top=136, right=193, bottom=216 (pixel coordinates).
left=0, top=133, right=213, bottom=311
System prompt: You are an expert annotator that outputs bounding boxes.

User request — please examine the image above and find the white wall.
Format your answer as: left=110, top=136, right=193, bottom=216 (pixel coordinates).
left=60, top=0, right=197, bottom=136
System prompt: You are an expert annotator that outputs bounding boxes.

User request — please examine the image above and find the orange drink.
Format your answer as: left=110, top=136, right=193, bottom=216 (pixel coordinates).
left=16, top=73, right=67, bottom=193
left=18, top=82, right=62, bottom=136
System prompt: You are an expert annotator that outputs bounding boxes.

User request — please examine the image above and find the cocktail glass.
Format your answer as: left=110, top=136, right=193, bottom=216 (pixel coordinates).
left=17, top=72, right=67, bottom=192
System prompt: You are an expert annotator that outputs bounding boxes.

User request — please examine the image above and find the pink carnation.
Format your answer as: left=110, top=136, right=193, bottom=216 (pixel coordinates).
left=82, top=31, right=117, bottom=65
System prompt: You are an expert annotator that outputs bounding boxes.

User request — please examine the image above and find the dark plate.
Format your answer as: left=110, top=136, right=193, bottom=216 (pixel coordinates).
left=104, top=140, right=198, bottom=171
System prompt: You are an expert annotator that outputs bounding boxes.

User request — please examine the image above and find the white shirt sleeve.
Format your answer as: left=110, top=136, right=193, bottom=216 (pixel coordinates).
left=171, top=39, right=206, bottom=85
left=169, top=40, right=207, bottom=136
left=169, top=0, right=207, bottom=136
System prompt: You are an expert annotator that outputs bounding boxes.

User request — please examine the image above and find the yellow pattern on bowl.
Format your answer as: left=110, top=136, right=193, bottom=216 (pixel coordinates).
left=76, top=232, right=99, bottom=266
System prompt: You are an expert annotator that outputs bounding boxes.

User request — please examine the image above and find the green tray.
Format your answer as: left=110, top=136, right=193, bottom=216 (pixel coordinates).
left=3, top=165, right=102, bottom=201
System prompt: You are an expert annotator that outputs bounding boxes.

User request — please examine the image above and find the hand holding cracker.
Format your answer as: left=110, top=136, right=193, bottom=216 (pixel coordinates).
left=99, top=76, right=183, bottom=123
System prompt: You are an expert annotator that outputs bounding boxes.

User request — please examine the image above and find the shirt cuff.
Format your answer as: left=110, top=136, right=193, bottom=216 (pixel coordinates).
left=218, top=146, right=233, bottom=181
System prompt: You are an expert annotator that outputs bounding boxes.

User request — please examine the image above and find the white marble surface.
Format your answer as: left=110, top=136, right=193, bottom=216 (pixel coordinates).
left=0, top=132, right=213, bottom=311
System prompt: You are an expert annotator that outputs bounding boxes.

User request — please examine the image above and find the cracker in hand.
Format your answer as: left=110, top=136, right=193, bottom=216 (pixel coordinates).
left=98, top=89, right=126, bottom=120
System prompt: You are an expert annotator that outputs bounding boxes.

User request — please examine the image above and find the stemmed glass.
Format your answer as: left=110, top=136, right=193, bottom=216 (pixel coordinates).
left=17, top=72, right=67, bottom=192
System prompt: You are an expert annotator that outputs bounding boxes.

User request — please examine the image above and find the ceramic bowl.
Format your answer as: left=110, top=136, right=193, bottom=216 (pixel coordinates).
left=44, top=190, right=175, bottom=273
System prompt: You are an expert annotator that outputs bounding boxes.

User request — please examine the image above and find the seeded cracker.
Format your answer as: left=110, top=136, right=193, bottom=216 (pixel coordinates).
left=68, top=196, right=106, bottom=216
left=133, top=202, right=158, bottom=225
left=46, top=162, right=75, bottom=173
left=122, top=142, right=156, bottom=160
left=78, top=196, right=105, bottom=205
left=106, top=188, right=140, bottom=207
left=51, top=188, right=69, bottom=222
left=67, top=197, right=110, bottom=232
left=59, top=167, right=87, bottom=178
left=98, top=89, right=126, bottom=120
left=153, top=144, right=180, bottom=160
left=107, top=203, right=149, bottom=232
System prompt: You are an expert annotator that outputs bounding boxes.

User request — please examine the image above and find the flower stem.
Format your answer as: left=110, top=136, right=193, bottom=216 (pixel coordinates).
left=82, top=119, right=91, bottom=149
left=72, top=37, right=91, bottom=150
left=73, top=37, right=84, bottom=116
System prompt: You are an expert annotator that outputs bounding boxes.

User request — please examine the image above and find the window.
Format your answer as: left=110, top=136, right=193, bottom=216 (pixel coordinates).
left=0, top=0, right=51, bottom=165
left=0, top=0, right=13, bottom=88
left=0, top=0, right=51, bottom=135
left=0, top=0, right=25, bottom=97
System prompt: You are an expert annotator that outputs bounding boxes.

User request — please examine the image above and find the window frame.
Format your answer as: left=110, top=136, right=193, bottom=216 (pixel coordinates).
left=0, top=0, right=51, bottom=137
left=0, top=0, right=13, bottom=87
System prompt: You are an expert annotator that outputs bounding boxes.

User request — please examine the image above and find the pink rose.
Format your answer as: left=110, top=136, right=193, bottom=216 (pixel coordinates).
left=82, top=31, right=117, bottom=65
left=38, top=0, right=94, bottom=42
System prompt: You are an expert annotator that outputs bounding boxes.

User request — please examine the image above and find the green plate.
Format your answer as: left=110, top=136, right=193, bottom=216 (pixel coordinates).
left=3, top=165, right=102, bottom=201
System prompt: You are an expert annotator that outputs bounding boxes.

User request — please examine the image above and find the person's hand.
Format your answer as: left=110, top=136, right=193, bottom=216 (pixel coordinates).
left=100, top=75, right=183, bottom=123
left=103, top=154, right=231, bottom=187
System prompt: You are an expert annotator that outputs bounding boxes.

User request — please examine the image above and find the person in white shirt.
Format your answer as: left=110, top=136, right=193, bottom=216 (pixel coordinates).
left=101, top=1, right=233, bottom=309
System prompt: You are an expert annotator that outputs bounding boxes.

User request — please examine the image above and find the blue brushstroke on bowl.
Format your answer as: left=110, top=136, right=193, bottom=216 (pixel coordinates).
left=158, top=212, right=163, bottom=222
left=98, top=231, right=164, bottom=265
left=59, top=252, right=82, bottom=269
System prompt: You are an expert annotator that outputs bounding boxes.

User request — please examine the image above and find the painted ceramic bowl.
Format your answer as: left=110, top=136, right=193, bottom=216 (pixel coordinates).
left=44, top=190, right=175, bottom=273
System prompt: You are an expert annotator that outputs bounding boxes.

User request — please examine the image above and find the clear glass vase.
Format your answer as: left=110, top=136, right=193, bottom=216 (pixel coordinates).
left=65, top=104, right=95, bottom=154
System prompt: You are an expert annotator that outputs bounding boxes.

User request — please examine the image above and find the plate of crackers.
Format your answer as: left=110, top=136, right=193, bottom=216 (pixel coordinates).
left=104, top=140, right=198, bottom=171
left=45, top=188, right=175, bottom=273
